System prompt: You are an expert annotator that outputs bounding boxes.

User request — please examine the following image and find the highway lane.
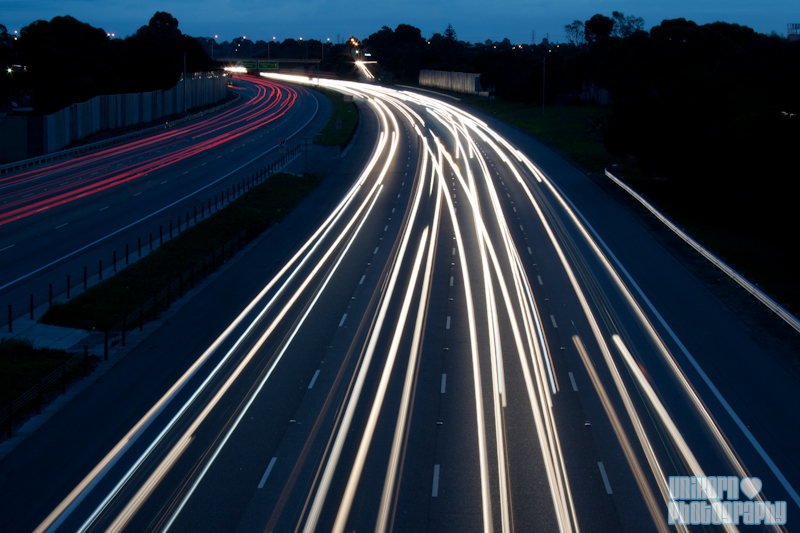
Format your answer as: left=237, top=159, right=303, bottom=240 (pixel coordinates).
left=0, top=74, right=328, bottom=324
left=19, top=75, right=800, bottom=533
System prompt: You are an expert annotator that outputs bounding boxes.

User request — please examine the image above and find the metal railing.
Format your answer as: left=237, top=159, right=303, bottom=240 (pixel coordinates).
left=604, top=168, right=800, bottom=334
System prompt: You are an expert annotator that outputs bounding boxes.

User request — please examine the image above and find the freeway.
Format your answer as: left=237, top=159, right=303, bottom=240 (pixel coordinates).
left=0, top=74, right=327, bottom=320
left=3, top=75, right=799, bottom=532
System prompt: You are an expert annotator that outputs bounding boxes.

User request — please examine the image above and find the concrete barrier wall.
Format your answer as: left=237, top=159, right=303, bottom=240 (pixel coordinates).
left=0, top=71, right=228, bottom=163
left=419, top=70, right=486, bottom=95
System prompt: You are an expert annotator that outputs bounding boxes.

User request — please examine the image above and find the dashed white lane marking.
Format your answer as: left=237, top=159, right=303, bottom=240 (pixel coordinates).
left=0, top=244, right=14, bottom=252
left=550, top=315, right=558, bottom=328
left=446, top=316, right=451, bottom=329
left=537, top=275, right=543, bottom=285
left=519, top=224, right=524, bottom=231
left=55, top=223, right=69, bottom=229
left=568, top=372, right=578, bottom=391
left=384, top=225, right=388, bottom=231
left=339, top=313, right=347, bottom=327
left=598, top=462, right=613, bottom=494
left=432, top=465, right=441, bottom=497
left=308, top=369, right=321, bottom=389
left=452, top=247, right=456, bottom=256
left=374, top=246, right=379, bottom=255
left=359, top=274, right=365, bottom=285
left=133, top=192, right=142, bottom=197
left=99, top=206, right=109, bottom=211
left=450, top=276, right=454, bottom=286
left=528, top=247, right=533, bottom=255
left=441, top=374, right=447, bottom=393
left=257, top=457, right=278, bottom=489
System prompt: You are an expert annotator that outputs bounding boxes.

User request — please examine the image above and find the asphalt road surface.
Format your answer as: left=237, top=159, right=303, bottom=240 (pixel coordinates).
left=1, top=74, right=797, bottom=533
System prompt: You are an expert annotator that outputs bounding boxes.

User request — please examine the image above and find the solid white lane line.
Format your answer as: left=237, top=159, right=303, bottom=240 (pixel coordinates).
left=257, top=458, right=278, bottom=489
left=568, top=372, right=578, bottom=391
left=55, top=223, right=69, bottom=229
left=308, top=369, right=321, bottom=389
left=446, top=316, right=451, bottom=329
left=359, top=274, right=365, bottom=285
left=550, top=314, right=558, bottom=328
left=537, top=275, right=543, bottom=285
left=432, top=465, right=441, bottom=497
left=441, top=374, right=447, bottom=393
left=338, top=314, right=347, bottom=327
left=598, top=462, right=613, bottom=494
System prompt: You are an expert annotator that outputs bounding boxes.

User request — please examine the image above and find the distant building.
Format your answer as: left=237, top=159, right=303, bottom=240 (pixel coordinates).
left=789, top=23, right=800, bottom=42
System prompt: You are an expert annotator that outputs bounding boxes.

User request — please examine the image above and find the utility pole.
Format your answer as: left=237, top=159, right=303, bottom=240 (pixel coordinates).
left=183, top=52, right=187, bottom=113
left=542, top=55, right=546, bottom=115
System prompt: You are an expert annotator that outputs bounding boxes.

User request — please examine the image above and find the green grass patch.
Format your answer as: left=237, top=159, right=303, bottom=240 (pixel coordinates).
left=313, top=88, right=358, bottom=146
left=41, top=172, right=324, bottom=331
left=0, top=338, right=68, bottom=408
left=470, top=100, right=633, bottom=174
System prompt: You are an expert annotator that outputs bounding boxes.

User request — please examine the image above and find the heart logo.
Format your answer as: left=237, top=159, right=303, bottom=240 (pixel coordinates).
left=740, top=477, right=762, bottom=500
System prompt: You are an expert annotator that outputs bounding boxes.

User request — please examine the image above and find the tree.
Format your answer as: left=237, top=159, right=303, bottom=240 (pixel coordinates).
left=611, top=11, right=644, bottom=38
left=565, top=20, right=586, bottom=46
left=444, top=24, right=457, bottom=41
left=584, top=14, right=615, bottom=44
left=147, top=12, right=179, bottom=36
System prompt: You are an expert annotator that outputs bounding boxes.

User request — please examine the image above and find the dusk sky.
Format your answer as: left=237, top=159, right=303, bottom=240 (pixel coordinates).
left=3, top=0, right=798, bottom=45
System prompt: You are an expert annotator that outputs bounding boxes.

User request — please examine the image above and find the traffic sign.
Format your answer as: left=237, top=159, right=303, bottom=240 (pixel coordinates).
left=258, top=61, right=278, bottom=70
left=240, top=60, right=257, bottom=69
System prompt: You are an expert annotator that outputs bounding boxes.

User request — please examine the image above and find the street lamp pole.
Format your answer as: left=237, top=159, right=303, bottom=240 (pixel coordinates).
left=542, top=55, right=546, bottom=115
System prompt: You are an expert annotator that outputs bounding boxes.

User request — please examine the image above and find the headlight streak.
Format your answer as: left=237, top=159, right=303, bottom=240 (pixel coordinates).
left=375, top=164, right=441, bottom=533
left=332, top=226, right=430, bottom=533
left=52, top=73, right=782, bottom=533
left=434, top=147, right=494, bottom=533
left=160, top=182, right=387, bottom=533
left=37, top=77, right=396, bottom=533
left=509, top=140, right=794, bottom=525
left=79, top=154, right=392, bottom=532
left=573, top=335, right=675, bottom=533
left=432, top=124, right=578, bottom=532
left=530, top=163, right=797, bottom=513
left=299, top=115, right=421, bottom=533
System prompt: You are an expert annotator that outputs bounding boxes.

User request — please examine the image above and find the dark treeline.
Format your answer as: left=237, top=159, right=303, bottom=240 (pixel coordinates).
left=366, top=16, right=800, bottom=232
left=1, top=12, right=214, bottom=115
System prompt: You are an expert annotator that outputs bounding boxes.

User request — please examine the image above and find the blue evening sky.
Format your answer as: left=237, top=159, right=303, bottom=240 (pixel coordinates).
left=3, top=0, right=797, bottom=45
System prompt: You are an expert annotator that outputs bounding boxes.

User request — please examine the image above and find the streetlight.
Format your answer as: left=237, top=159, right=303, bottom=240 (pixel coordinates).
left=212, top=35, right=217, bottom=60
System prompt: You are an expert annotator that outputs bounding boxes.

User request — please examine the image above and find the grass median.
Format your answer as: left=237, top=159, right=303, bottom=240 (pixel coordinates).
left=41, top=171, right=324, bottom=332
left=313, top=88, right=358, bottom=147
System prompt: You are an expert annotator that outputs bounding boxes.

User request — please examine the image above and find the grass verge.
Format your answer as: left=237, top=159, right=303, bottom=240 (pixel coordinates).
left=0, top=338, right=69, bottom=408
left=313, top=88, right=359, bottom=146
left=41, top=172, right=324, bottom=331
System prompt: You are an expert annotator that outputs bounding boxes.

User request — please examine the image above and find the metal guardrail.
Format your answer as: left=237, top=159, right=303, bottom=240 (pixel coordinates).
left=1, top=146, right=302, bottom=437
left=0, top=93, right=241, bottom=175
left=604, top=168, right=800, bottom=334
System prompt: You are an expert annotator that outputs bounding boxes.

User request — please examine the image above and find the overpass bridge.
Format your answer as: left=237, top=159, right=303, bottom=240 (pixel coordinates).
left=215, top=57, right=320, bottom=72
